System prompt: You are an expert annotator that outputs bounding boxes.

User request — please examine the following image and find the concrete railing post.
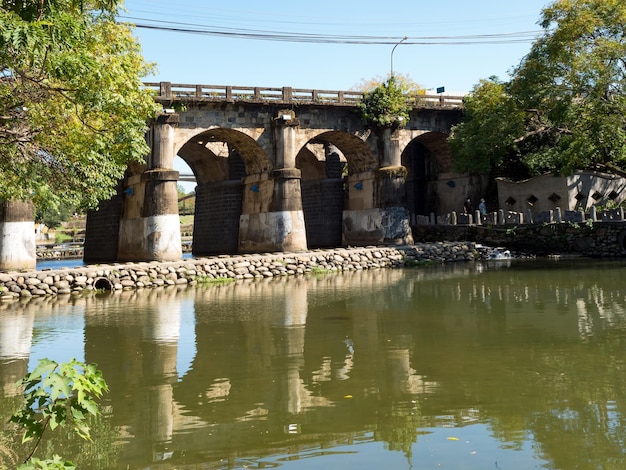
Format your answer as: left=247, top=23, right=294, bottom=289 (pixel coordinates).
left=159, top=81, right=171, bottom=99
left=555, top=207, right=562, bottom=223
left=474, top=210, right=481, bottom=225
left=526, top=209, right=533, bottom=224
left=282, top=87, right=293, bottom=102
left=498, top=209, right=505, bottom=225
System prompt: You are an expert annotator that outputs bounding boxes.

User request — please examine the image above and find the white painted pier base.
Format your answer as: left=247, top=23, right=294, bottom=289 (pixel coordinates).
left=0, top=200, right=36, bottom=271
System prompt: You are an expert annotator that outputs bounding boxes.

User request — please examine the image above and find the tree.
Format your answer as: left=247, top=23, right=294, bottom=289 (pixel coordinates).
left=448, top=77, right=529, bottom=177
left=0, top=0, right=159, bottom=211
left=353, top=72, right=425, bottom=95
left=35, top=200, right=76, bottom=229
left=449, top=0, right=626, bottom=178
left=177, top=184, right=195, bottom=215
left=357, top=76, right=410, bottom=132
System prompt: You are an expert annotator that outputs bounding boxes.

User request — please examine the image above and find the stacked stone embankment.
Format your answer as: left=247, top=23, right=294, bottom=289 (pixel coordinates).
left=0, top=242, right=476, bottom=302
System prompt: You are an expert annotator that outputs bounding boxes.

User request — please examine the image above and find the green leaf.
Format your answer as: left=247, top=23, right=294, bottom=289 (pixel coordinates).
left=25, top=359, right=58, bottom=384
left=44, top=372, right=72, bottom=401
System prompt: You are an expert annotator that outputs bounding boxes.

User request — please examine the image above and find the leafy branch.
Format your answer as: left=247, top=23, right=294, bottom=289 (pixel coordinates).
left=9, top=358, right=108, bottom=468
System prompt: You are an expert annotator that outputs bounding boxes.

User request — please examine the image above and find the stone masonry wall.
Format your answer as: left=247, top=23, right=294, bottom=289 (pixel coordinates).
left=193, top=180, right=242, bottom=255
left=83, top=193, right=123, bottom=263
left=0, top=243, right=476, bottom=303
left=412, top=221, right=626, bottom=257
left=301, top=178, right=344, bottom=248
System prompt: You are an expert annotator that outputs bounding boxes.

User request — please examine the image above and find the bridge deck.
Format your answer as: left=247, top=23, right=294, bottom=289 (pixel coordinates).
left=145, top=82, right=464, bottom=109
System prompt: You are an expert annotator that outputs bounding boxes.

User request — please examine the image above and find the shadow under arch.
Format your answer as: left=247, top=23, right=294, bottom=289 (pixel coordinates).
left=296, top=131, right=377, bottom=248
left=177, top=128, right=272, bottom=255
left=402, top=131, right=452, bottom=218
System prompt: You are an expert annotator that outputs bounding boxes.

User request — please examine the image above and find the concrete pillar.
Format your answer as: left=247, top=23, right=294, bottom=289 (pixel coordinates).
left=342, top=167, right=413, bottom=245
left=150, top=114, right=176, bottom=169
left=274, top=112, right=298, bottom=169
left=342, top=126, right=412, bottom=246
left=239, top=169, right=307, bottom=253
left=0, top=200, right=35, bottom=271
left=238, top=113, right=307, bottom=253
left=118, top=114, right=182, bottom=262
left=381, top=127, right=402, bottom=167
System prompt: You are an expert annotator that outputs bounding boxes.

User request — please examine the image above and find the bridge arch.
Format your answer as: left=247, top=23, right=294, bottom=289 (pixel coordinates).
left=302, top=131, right=377, bottom=174
left=296, top=131, right=378, bottom=248
left=176, top=127, right=272, bottom=179
left=177, top=128, right=271, bottom=255
left=402, top=131, right=453, bottom=218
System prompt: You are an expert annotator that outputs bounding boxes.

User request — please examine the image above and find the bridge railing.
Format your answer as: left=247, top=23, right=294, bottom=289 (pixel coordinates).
left=144, top=82, right=464, bottom=108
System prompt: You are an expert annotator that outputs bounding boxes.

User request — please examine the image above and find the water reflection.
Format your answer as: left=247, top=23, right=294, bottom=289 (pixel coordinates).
left=1, top=260, right=626, bottom=468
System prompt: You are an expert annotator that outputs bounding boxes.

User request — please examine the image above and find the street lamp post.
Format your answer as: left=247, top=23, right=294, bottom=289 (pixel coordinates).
left=390, top=36, right=408, bottom=77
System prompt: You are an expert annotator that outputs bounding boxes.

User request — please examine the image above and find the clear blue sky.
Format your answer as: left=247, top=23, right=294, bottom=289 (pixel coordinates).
left=120, top=0, right=552, bottom=95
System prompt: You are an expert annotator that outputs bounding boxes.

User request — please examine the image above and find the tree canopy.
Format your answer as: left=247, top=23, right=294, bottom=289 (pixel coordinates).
left=357, top=76, right=410, bottom=132
left=0, top=0, right=159, bottom=211
left=449, top=0, right=626, bottom=178
left=352, top=72, right=425, bottom=95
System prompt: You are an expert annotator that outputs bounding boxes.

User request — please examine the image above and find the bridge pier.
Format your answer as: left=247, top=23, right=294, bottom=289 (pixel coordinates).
left=117, top=114, right=182, bottom=262
left=238, top=113, right=307, bottom=253
left=342, top=128, right=413, bottom=246
left=239, top=168, right=307, bottom=253
left=0, top=200, right=36, bottom=271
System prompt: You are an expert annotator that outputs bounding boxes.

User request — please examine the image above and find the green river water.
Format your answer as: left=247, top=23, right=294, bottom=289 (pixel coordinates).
left=1, top=257, right=626, bottom=469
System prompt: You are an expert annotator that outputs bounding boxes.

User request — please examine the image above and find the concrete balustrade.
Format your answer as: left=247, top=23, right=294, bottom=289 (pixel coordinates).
left=144, top=82, right=465, bottom=108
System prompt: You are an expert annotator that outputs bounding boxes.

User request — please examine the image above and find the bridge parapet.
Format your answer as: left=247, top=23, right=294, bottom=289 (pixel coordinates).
left=145, top=82, right=464, bottom=109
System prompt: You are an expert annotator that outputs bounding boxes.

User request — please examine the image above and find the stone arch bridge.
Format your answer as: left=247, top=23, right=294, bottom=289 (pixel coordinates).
left=79, top=82, right=468, bottom=264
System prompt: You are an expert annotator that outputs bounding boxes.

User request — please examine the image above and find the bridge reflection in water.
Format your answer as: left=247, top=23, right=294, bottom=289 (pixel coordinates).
left=2, top=259, right=626, bottom=468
